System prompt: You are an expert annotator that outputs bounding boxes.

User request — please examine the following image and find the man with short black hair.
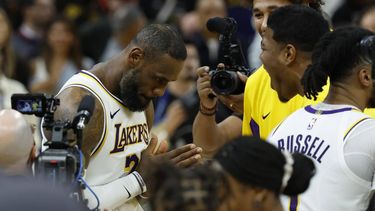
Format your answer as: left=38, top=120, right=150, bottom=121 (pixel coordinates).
left=49, top=24, right=202, bottom=210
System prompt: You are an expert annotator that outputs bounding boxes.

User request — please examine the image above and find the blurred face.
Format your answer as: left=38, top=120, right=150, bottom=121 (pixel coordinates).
left=252, top=0, right=291, bottom=36
left=360, top=9, right=375, bottom=33
left=47, top=21, right=74, bottom=53
left=178, top=44, right=200, bottom=81
left=116, top=18, right=146, bottom=48
left=197, top=0, right=227, bottom=30
left=225, top=174, right=283, bottom=211
left=120, top=54, right=183, bottom=111
left=0, top=12, right=10, bottom=47
left=31, top=0, right=55, bottom=27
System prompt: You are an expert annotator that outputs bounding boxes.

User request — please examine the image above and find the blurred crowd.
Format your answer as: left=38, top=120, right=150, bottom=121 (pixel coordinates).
left=1, top=0, right=375, bottom=210
left=1, top=0, right=375, bottom=148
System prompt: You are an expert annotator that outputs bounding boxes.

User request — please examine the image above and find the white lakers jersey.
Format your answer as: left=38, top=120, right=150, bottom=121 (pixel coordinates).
left=57, top=70, right=149, bottom=210
left=268, top=103, right=375, bottom=211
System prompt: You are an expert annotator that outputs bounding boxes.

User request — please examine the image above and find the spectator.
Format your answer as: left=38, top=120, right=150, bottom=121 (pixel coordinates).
left=12, top=0, right=56, bottom=61
left=30, top=17, right=93, bottom=94
left=100, top=5, right=146, bottom=61
left=0, top=8, right=31, bottom=91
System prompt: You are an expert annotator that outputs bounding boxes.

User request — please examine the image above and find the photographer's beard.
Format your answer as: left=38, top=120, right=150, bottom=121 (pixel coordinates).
left=120, top=70, right=151, bottom=112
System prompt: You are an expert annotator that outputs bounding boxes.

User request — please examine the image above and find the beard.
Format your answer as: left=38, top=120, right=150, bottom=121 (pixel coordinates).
left=119, top=70, right=151, bottom=112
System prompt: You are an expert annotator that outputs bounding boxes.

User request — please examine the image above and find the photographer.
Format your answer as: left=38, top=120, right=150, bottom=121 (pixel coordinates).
left=193, top=0, right=327, bottom=158
left=0, top=109, right=36, bottom=176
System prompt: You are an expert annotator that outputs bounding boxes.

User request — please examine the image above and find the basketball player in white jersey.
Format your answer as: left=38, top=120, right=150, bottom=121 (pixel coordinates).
left=268, top=27, right=375, bottom=210
left=47, top=24, right=203, bottom=210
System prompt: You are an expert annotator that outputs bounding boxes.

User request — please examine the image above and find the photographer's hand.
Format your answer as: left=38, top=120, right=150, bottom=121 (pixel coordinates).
left=217, top=71, right=248, bottom=114
left=196, top=66, right=218, bottom=109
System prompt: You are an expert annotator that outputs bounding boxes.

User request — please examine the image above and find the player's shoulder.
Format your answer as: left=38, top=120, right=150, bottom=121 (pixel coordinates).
left=245, top=65, right=271, bottom=96
left=248, top=65, right=269, bottom=82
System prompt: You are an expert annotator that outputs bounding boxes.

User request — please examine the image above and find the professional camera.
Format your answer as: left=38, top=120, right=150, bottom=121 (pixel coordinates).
left=11, top=93, right=95, bottom=203
left=207, top=17, right=250, bottom=95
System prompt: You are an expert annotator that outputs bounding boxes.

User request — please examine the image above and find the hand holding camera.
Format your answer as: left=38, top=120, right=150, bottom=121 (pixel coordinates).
left=196, top=66, right=218, bottom=111
left=216, top=71, right=248, bottom=113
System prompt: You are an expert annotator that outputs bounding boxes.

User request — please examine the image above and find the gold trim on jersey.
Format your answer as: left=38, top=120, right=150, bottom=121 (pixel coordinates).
left=64, top=83, right=108, bottom=157
left=80, top=71, right=129, bottom=110
left=343, top=117, right=371, bottom=141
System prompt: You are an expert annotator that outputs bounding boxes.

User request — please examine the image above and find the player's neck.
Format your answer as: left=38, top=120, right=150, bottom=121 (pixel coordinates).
left=324, top=84, right=366, bottom=111
left=90, top=60, right=123, bottom=96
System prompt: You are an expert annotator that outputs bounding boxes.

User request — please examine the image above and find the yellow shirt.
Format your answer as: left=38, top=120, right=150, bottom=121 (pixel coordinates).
left=242, top=66, right=328, bottom=139
left=242, top=66, right=375, bottom=139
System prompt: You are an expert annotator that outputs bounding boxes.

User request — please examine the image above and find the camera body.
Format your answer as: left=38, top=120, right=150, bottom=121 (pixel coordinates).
left=11, top=93, right=83, bottom=201
left=207, top=17, right=251, bottom=95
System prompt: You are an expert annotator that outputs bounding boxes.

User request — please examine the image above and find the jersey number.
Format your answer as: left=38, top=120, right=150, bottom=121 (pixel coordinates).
left=125, top=154, right=139, bottom=173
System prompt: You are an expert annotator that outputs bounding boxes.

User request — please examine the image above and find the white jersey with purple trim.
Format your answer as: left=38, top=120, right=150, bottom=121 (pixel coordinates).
left=267, top=103, right=375, bottom=211
left=56, top=70, right=149, bottom=211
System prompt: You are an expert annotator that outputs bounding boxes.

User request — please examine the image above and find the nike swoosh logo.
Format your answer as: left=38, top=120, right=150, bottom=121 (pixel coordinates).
left=110, top=109, right=120, bottom=119
left=123, top=185, right=131, bottom=199
left=262, top=112, right=270, bottom=120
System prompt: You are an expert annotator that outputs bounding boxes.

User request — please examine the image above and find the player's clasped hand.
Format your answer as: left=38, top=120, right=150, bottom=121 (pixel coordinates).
left=138, top=136, right=202, bottom=178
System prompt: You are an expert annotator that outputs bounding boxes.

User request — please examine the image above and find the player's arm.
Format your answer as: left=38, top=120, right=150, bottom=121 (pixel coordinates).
left=48, top=87, right=104, bottom=167
left=193, top=114, right=242, bottom=158
left=54, top=87, right=149, bottom=210
left=84, top=171, right=146, bottom=210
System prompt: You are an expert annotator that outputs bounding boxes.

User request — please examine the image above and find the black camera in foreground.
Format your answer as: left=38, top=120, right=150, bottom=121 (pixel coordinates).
left=207, top=17, right=251, bottom=95
left=11, top=93, right=95, bottom=205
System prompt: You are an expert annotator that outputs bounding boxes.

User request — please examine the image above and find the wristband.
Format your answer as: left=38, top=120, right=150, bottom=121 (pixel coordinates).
left=199, top=102, right=217, bottom=116
left=132, top=171, right=147, bottom=193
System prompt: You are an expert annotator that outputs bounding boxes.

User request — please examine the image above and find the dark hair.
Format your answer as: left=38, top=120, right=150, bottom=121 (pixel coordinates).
left=302, top=27, right=375, bottom=100
left=249, top=0, right=324, bottom=13
left=149, top=162, right=228, bottom=211
left=267, top=5, right=330, bottom=52
left=131, top=24, right=187, bottom=61
left=214, top=136, right=315, bottom=196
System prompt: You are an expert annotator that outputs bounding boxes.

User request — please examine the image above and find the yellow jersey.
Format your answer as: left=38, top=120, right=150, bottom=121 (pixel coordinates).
left=242, top=66, right=375, bottom=139
left=242, top=66, right=328, bottom=139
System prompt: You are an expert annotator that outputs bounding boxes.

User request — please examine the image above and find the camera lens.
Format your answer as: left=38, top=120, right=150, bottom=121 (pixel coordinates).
left=211, top=71, right=238, bottom=95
